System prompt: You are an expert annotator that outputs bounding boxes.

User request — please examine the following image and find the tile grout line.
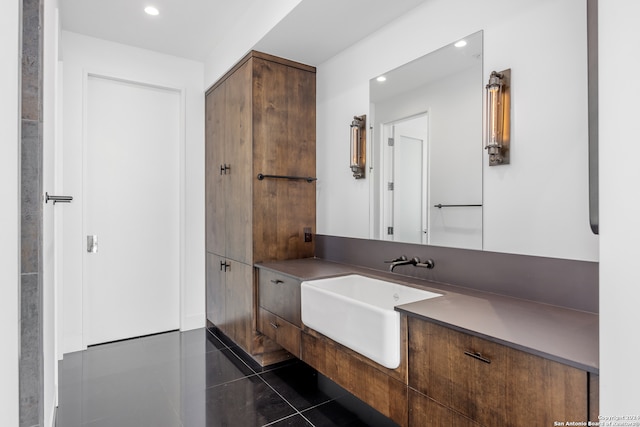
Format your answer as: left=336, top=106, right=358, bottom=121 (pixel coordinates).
left=198, top=330, right=323, bottom=426
left=204, top=330, right=323, bottom=426
left=206, top=336, right=310, bottom=426
left=63, top=328, right=350, bottom=427
left=299, top=412, right=316, bottom=427
left=150, top=330, right=257, bottom=427
left=257, top=372, right=301, bottom=413
left=154, top=364, right=186, bottom=427
left=299, top=396, right=341, bottom=413
left=260, top=412, right=308, bottom=427
left=257, top=374, right=311, bottom=427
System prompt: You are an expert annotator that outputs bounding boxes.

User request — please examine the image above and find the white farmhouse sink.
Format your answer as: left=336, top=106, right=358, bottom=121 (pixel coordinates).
left=301, top=274, right=441, bottom=369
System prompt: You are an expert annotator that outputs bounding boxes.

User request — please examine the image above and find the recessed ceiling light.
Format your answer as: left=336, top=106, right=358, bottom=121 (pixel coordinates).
left=454, top=40, right=467, bottom=48
left=144, top=6, right=159, bottom=16
left=376, top=76, right=387, bottom=82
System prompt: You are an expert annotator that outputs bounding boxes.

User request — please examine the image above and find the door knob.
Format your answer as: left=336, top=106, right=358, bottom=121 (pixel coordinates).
left=87, top=235, right=98, bottom=253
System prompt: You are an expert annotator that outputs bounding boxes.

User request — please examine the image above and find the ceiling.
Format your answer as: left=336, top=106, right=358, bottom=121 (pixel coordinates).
left=370, top=31, right=483, bottom=104
left=252, top=0, right=427, bottom=66
left=59, top=0, right=427, bottom=65
left=59, top=0, right=259, bottom=62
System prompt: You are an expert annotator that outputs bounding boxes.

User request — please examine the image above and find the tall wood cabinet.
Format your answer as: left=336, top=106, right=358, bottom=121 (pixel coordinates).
left=205, top=51, right=316, bottom=365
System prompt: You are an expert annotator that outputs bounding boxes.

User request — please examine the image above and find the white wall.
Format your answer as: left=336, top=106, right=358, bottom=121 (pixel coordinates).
left=60, top=31, right=205, bottom=353
left=0, top=0, right=21, bottom=425
left=599, top=0, right=640, bottom=415
left=204, top=0, right=301, bottom=86
left=316, top=0, right=599, bottom=262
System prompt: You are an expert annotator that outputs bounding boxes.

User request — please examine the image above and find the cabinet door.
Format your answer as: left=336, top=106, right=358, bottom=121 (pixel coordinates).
left=408, top=318, right=588, bottom=426
left=206, top=253, right=226, bottom=329
left=205, top=84, right=227, bottom=256
left=252, top=58, right=316, bottom=262
left=224, top=260, right=254, bottom=352
left=224, top=60, right=253, bottom=265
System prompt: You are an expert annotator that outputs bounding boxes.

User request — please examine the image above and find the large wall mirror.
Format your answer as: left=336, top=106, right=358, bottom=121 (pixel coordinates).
left=315, top=0, right=598, bottom=262
left=369, top=31, right=483, bottom=250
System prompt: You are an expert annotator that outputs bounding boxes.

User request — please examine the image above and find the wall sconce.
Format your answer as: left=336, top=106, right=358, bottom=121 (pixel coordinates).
left=485, top=69, right=511, bottom=166
left=350, top=115, right=366, bottom=179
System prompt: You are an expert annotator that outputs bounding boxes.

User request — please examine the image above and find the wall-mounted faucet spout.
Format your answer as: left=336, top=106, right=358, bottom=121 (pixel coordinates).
left=385, top=256, right=435, bottom=272
left=389, top=257, right=414, bottom=271
left=385, top=255, right=410, bottom=271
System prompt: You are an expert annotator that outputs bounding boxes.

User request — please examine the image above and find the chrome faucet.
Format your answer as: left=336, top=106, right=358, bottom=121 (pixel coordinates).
left=385, top=255, right=435, bottom=272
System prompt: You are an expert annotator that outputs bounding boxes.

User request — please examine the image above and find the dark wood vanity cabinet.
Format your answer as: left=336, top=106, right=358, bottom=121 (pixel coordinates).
left=301, top=328, right=409, bottom=427
left=205, top=51, right=315, bottom=365
left=252, top=258, right=598, bottom=427
left=257, top=269, right=302, bottom=358
left=408, top=318, right=589, bottom=427
left=206, top=253, right=254, bottom=351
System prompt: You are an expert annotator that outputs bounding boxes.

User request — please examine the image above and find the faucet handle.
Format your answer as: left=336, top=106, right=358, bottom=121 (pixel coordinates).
left=384, top=255, right=408, bottom=263
left=415, top=258, right=435, bottom=269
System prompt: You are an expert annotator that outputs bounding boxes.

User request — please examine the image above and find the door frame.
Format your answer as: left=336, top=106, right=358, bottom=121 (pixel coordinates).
left=378, top=111, right=430, bottom=244
left=80, top=70, right=186, bottom=348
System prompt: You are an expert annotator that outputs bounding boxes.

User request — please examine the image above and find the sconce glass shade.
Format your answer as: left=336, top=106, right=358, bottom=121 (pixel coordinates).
left=485, top=69, right=510, bottom=165
left=350, top=115, right=366, bottom=179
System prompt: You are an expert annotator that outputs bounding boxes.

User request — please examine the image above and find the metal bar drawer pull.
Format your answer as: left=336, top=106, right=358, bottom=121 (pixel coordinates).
left=464, top=351, right=491, bottom=364
left=45, top=192, right=73, bottom=204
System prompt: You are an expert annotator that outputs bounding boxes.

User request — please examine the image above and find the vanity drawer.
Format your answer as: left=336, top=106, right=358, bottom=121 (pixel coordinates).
left=258, top=307, right=301, bottom=358
left=258, top=270, right=301, bottom=326
left=408, top=318, right=588, bottom=426
left=409, top=389, right=479, bottom=427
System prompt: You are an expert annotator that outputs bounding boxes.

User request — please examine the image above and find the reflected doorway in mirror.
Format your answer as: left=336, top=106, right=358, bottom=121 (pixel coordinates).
left=381, top=114, right=429, bottom=245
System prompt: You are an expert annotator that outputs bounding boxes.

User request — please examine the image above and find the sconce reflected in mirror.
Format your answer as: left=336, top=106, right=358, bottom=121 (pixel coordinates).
left=485, top=69, right=511, bottom=166
left=350, top=115, right=367, bottom=178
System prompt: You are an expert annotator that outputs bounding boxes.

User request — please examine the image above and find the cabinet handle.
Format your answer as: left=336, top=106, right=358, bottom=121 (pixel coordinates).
left=270, top=279, right=284, bottom=285
left=219, top=164, right=230, bottom=175
left=270, top=322, right=279, bottom=329
left=464, top=351, right=491, bottom=364
left=219, top=261, right=230, bottom=272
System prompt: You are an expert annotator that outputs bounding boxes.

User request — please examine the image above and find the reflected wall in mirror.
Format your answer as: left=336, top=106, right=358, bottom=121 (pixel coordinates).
left=369, top=31, right=483, bottom=250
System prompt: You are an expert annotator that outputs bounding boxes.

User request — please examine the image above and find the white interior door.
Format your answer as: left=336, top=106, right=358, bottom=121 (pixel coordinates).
left=84, top=75, right=180, bottom=346
left=393, top=132, right=424, bottom=243
left=383, top=114, right=429, bottom=244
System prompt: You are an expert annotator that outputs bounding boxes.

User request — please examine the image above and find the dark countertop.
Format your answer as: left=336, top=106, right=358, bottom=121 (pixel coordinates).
left=255, top=258, right=599, bottom=373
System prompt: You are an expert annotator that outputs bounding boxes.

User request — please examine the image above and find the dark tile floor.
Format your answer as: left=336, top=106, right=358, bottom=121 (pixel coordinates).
left=57, top=328, right=400, bottom=427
